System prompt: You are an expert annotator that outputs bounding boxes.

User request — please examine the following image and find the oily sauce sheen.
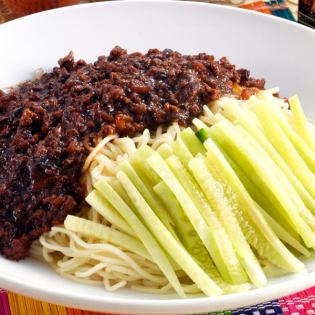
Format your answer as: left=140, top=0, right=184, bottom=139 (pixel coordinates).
left=0, top=47, right=265, bottom=260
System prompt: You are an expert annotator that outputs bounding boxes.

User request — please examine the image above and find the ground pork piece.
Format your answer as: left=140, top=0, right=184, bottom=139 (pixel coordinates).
left=0, top=46, right=265, bottom=260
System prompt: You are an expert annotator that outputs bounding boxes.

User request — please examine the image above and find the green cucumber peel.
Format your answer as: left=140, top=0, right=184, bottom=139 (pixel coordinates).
left=195, top=128, right=210, bottom=144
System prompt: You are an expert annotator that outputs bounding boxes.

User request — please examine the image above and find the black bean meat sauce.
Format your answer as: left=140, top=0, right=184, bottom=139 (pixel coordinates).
left=0, top=46, right=265, bottom=260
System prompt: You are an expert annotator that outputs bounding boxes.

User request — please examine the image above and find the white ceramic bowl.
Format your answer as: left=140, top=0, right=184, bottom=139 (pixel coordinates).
left=0, top=1, right=315, bottom=314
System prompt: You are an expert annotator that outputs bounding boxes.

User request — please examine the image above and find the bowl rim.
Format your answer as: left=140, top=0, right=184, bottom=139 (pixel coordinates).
left=0, top=1, right=315, bottom=314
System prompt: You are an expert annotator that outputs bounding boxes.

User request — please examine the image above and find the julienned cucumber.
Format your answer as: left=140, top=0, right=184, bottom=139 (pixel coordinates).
left=171, top=138, right=194, bottom=168
left=255, top=205, right=310, bottom=257
left=236, top=125, right=315, bottom=233
left=203, top=138, right=304, bottom=272
left=153, top=182, right=251, bottom=294
left=94, top=179, right=185, bottom=297
left=64, top=215, right=152, bottom=261
left=165, top=155, right=247, bottom=284
left=271, top=105, right=315, bottom=173
left=200, top=134, right=308, bottom=256
left=147, top=153, right=246, bottom=284
left=157, top=143, right=174, bottom=159
left=118, top=160, right=179, bottom=242
left=290, top=95, right=315, bottom=153
left=231, top=106, right=315, bottom=214
left=189, top=156, right=267, bottom=288
left=211, top=141, right=300, bottom=242
left=209, top=121, right=315, bottom=249
left=253, top=104, right=315, bottom=213
left=193, top=124, right=298, bottom=239
left=85, top=190, right=134, bottom=237
left=116, top=171, right=223, bottom=297
left=180, top=128, right=206, bottom=156
left=130, top=145, right=161, bottom=186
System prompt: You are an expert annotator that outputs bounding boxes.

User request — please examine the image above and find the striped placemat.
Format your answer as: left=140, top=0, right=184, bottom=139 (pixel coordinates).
left=1, top=287, right=315, bottom=314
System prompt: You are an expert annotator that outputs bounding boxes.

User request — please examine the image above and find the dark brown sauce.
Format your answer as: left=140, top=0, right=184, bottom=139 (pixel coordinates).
left=0, top=46, right=265, bottom=260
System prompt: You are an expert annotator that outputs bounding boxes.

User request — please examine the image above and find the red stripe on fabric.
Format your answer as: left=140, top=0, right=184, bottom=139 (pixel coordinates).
left=0, top=290, right=10, bottom=315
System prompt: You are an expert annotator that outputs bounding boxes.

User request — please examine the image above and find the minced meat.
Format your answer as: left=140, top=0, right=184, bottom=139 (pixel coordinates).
left=0, top=46, right=265, bottom=260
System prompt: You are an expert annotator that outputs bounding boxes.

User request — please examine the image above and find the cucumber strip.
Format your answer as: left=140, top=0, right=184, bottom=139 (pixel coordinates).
left=270, top=105, right=315, bottom=173
left=209, top=121, right=315, bottom=248
left=157, top=143, right=174, bottom=160
left=220, top=150, right=299, bottom=242
left=203, top=138, right=304, bottom=272
left=212, top=113, right=225, bottom=124
left=94, top=179, right=185, bottom=297
left=108, top=178, right=133, bottom=205
left=255, top=206, right=311, bottom=257
left=154, top=182, right=205, bottom=253
left=153, top=181, right=249, bottom=295
left=189, top=156, right=267, bottom=287
left=203, top=104, right=214, bottom=118
left=193, top=118, right=209, bottom=131
left=232, top=108, right=315, bottom=215
left=154, top=182, right=250, bottom=294
left=64, top=215, right=152, bottom=260
left=118, top=160, right=178, bottom=241
left=227, top=151, right=307, bottom=253
left=166, top=155, right=247, bottom=284
left=117, top=171, right=222, bottom=297
left=148, top=152, right=246, bottom=284
left=290, top=95, right=315, bottom=153
left=130, top=145, right=161, bottom=185
left=187, top=117, right=314, bottom=239
left=180, top=128, right=206, bottom=156
left=85, top=190, right=134, bottom=236
left=236, top=124, right=315, bottom=232
left=253, top=104, right=315, bottom=209
left=171, top=139, right=194, bottom=168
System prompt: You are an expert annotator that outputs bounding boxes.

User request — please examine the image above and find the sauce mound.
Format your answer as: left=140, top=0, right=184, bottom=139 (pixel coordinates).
left=0, top=46, right=265, bottom=260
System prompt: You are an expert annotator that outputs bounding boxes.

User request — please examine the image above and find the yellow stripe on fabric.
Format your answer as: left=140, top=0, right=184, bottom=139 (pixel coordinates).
left=8, top=292, right=113, bottom=315
left=8, top=292, right=69, bottom=315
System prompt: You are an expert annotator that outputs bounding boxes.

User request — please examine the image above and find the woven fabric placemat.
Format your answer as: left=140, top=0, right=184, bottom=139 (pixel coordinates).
left=0, top=1, right=309, bottom=315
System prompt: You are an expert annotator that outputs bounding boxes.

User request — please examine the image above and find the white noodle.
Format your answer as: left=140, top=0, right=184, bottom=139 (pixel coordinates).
left=35, top=123, right=189, bottom=294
